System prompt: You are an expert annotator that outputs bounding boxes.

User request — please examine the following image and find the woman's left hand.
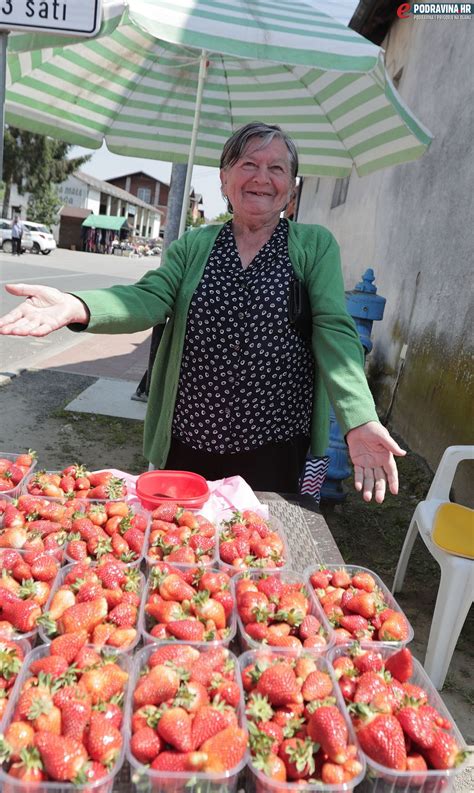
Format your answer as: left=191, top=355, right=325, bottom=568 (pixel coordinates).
left=346, top=421, right=406, bottom=503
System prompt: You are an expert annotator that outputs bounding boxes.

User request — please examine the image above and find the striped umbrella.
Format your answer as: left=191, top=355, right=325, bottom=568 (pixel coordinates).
left=6, top=0, right=432, bottom=228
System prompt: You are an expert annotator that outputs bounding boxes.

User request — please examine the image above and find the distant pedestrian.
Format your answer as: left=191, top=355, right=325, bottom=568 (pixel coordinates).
left=11, top=216, right=23, bottom=256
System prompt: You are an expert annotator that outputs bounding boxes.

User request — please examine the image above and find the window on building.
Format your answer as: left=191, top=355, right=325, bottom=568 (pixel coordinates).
left=137, top=187, right=151, bottom=204
left=330, top=175, right=350, bottom=209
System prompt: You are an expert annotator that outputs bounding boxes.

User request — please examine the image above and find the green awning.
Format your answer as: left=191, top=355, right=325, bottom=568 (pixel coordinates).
left=82, top=215, right=128, bottom=230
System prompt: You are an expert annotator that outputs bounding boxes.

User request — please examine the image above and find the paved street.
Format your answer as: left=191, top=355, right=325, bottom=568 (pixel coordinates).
left=0, top=248, right=157, bottom=381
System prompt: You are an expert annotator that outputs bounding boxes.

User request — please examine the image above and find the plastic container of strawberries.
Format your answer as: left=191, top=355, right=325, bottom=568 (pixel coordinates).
left=239, top=647, right=366, bottom=793
left=138, top=566, right=237, bottom=648
left=327, top=643, right=469, bottom=792
left=233, top=569, right=334, bottom=653
left=124, top=643, right=249, bottom=793
left=304, top=564, right=414, bottom=646
left=0, top=636, right=31, bottom=733
left=0, top=451, right=37, bottom=498
left=23, top=469, right=128, bottom=502
left=0, top=643, right=132, bottom=793
left=63, top=501, right=151, bottom=568
left=144, top=513, right=219, bottom=571
left=37, top=562, right=145, bottom=655
left=217, top=513, right=291, bottom=577
left=0, top=550, right=62, bottom=647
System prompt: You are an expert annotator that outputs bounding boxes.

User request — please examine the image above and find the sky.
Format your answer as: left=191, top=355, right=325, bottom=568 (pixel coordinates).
left=69, top=1, right=359, bottom=221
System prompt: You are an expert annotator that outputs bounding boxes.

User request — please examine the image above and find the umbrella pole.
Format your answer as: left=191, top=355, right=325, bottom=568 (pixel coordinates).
left=0, top=32, right=8, bottom=183
left=178, top=50, right=208, bottom=237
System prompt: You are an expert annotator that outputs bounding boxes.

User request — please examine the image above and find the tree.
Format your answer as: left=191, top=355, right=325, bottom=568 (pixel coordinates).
left=2, top=127, right=91, bottom=218
left=213, top=210, right=233, bottom=223
left=186, top=209, right=205, bottom=228
left=27, top=184, right=62, bottom=227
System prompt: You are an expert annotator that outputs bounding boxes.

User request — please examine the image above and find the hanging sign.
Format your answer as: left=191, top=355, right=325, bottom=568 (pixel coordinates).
left=0, top=0, right=102, bottom=36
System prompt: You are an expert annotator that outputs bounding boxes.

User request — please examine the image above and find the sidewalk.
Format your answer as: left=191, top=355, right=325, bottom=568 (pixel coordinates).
left=30, top=328, right=152, bottom=420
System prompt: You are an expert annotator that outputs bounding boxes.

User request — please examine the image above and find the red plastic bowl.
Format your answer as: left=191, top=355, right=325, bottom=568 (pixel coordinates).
left=135, top=470, right=210, bottom=510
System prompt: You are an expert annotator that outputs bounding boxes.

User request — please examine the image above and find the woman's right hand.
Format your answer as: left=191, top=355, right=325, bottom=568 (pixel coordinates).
left=0, top=284, right=90, bottom=337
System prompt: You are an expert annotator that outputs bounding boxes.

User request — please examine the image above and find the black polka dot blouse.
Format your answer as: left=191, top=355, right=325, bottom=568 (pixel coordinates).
left=171, top=219, right=314, bottom=454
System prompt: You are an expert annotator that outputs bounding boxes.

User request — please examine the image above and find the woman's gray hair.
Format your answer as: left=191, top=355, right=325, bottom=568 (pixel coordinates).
left=220, top=122, right=298, bottom=213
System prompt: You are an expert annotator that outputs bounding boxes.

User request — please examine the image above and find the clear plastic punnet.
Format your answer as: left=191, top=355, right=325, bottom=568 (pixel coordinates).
left=233, top=569, right=334, bottom=652
left=23, top=469, right=128, bottom=502
left=218, top=511, right=291, bottom=577
left=145, top=515, right=219, bottom=571
left=0, top=644, right=131, bottom=793
left=37, top=562, right=144, bottom=655
left=0, top=451, right=37, bottom=498
left=328, top=643, right=470, bottom=793
left=304, top=564, right=414, bottom=645
left=239, top=647, right=366, bottom=793
left=125, top=643, right=249, bottom=793
left=63, top=499, right=150, bottom=569
left=138, top=565, right=237, bottom=648
left=0, top=637, right=30, bottom=733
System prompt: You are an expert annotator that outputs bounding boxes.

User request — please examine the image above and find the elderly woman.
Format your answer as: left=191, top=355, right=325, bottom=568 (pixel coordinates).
left=0, top=122, right=404, bottom=501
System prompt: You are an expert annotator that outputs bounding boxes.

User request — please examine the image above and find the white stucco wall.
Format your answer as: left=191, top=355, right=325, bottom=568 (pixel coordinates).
left=298, top=17, right=473, bottom=496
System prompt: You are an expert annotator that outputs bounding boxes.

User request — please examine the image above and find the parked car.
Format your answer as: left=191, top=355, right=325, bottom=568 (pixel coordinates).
left=0, top=219, right=34, bottom=253
left=23, top=220, right=57, bottom=255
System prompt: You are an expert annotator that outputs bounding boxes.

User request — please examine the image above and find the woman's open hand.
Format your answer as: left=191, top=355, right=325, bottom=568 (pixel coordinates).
left=0, top=284, right=89, bottom=337
left=346, top=421, right=406, bottom=503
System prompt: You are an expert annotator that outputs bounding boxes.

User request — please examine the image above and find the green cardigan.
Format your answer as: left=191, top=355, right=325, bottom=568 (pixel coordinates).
left=74, top=221, right=379, bottom=467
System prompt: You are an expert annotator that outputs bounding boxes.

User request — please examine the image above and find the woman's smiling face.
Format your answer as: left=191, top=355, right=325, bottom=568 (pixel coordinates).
left=220, top=136, right=295, bottom=225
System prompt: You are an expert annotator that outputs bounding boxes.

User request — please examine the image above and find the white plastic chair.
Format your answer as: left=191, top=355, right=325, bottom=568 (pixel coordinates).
left=392, top=445, right=474, bottom=689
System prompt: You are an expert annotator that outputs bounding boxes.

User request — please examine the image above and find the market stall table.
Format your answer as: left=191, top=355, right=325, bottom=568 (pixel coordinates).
left=113, top=492, right=341, bottom=792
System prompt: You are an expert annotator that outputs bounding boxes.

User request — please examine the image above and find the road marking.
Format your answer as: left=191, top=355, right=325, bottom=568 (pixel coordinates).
left=0, top=273, right=86, bottom=285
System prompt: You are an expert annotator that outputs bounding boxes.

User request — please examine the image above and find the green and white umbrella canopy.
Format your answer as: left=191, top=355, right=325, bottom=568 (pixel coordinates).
left=5, top=0, right=432, bottom=177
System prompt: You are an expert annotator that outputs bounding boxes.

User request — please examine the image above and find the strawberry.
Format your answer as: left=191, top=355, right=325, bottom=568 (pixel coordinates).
left=378, top=612, right=410, bottom=642
left=166, top=619, right=206, bottom=641
left=256, top=662, right=300, bottom=707
left=201, top=725, right=247, bottom=772
left=157, top=706, right=193, bottom=752
left=346, top=592, right=377, bottom=619
left=279, top=736, right=315, bottom=780
left=423, top=731, right=466, bottom=770
left=191, top=705, right=231, bottom=749
left=352, top=572, right=376, bottom=592
left=133, top=665, right=181, bottom=709
left=148, top=645, right=199, bottom=668
left=352, top=648, right=384, bottom=674
left=108, top=603, right=137, bottom=627
left=1, top=596, right=41, bottom=633
left=8, top=746, right=46, bottom=783
left=397, top=701, right=436, bottom=749
left=29, top=655, right=69, bottom=677
left=58, top=597, right=108, bottom=635
left=385, top=648, right=414, bottom=683
left=307, top=705, right=349, bottom=763
left=157, top=572, right=195, bottom=602
left=406, top=752, right=428, bottom=773
left=80, top=663, right=129, bottom=705
left=130, top=726, right=162, bottom=764
left=3, top=720, right=36, bottom=761
left=301, top=670, right=333, bottom=701
left=332, top=568, right=352, bottom=588
left=219, top=536, right=250, bottom=564
left=61, top=698, right=91, bottom=743
left=34, top=732, right=88, bottom=781
left=354, top=671, right=388, bottom=705
left=87, top=711, right=123, bottom=767
left=150, top=750, right=206, bottom=772
left=212, top=678, right=241, bottom=708
left=357, top=713, right=407, bottom=770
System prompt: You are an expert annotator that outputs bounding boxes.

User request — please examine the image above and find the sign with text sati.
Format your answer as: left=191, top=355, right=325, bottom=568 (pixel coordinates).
left=0, top=0, right=102, bottom=36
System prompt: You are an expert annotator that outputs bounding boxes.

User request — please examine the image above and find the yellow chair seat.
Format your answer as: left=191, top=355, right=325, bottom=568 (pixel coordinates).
left=432, top=503, right=474, bottom=559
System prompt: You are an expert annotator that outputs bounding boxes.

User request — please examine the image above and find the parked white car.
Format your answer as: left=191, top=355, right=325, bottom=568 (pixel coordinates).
left=0, top=218, right=34, bottom=253
left=23, top=220, right=57, bottom=255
